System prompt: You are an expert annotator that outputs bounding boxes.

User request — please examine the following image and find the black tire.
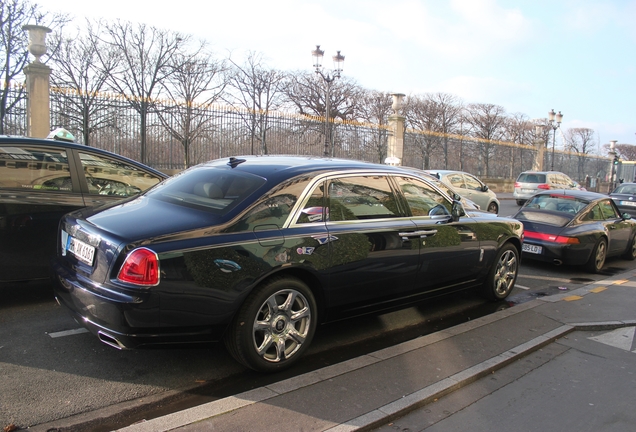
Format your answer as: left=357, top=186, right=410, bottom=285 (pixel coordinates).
left=224, top=276, right=317, bottom=372
left=585, top=238, right=607, bottom=273
left=480, top=243, right=518, bottom=301
left=487, top=202, right=499, bottom=214
left=516, top=200, right=525, bottom=206
left=622, top=235, right=636, bottom=261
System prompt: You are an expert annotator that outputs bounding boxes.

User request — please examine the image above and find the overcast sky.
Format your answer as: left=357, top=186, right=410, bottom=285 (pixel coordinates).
left=34, top=0, right=636, bottom=149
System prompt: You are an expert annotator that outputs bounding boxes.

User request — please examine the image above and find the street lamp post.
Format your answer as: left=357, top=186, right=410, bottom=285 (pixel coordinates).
left=548, top=109, right=563, bottom=171
left=312, top=45, right=344, bottom=157
left=609, top=140, right=618, bottom=193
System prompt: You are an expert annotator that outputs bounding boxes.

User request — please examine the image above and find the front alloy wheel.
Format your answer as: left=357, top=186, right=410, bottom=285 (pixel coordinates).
left=224, top=276, right=317, bottom=372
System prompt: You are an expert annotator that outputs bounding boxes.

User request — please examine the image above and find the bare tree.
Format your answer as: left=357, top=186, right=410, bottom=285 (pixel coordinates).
left=357, top=90, right=392, bottom=163
left=428, top=93, right=463, bottom=168
left=464, top=103, right=507, bottom=177
left=0, top=0, right=68, bottom=133
left=224, top=52, right=286, bottom=155
left=97, top=20, right=189, bottom=164
left=614, top=144, right=636, bottom=161
left=49, top=21, right=119, bottom=145
left=565, top=127, right=597, bottom=180
left=284, top=71, right=362, bottom=156
left=404, top=94, right=441, bottom=169
left=157, top=45, right=227, bottom=167
left=503, top=113, right=534, bottom=177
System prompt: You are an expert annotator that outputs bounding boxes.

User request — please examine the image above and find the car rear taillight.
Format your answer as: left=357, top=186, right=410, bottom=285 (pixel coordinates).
left=117, top=247, right=159, bottom=285
left=537, top=183, right=551, bottom=190
left=514, top=182, right=521, bottom=188
left=524, top=231, right=580, bottom=244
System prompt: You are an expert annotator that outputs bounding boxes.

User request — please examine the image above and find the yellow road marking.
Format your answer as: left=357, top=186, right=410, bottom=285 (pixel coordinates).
left=590, top=287, right=607, bottom=293
left=563, top=295, right=583, bottom=301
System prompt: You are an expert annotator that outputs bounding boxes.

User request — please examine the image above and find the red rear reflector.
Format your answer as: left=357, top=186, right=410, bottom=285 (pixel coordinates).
left=537, top=184, right=551, bottom=190
left=117, top=248, right=159, bottom=285
left=524, top=231, right=580, bottom=244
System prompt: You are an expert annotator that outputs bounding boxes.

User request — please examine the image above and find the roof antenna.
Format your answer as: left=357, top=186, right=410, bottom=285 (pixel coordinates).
left=228, top=157, right=246, bottom=168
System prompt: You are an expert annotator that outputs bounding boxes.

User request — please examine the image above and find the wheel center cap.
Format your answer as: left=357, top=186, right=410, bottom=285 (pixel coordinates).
left=273, top=316, right=287, bottom=333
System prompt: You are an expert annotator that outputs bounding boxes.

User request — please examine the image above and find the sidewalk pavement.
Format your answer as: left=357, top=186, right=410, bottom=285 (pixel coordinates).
left=111, top=269, right=636, bottom=432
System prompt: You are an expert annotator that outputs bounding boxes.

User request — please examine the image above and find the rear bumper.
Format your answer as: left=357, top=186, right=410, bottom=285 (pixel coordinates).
left=522, top=240, right=592, bottom=266
left=52, top=261, right=224, bottom=349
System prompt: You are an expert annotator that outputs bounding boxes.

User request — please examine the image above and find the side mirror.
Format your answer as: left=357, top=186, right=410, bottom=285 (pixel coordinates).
left=451, top=199, right=465, bottom=221
left=482, top=185, right=489, bottom=192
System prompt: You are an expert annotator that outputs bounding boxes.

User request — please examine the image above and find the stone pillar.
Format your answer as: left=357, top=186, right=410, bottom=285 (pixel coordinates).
left=385, top=93, right=405, bottom=166
left=531, top=138, right=545, bottom=171
left=22, top=25, right=52, bottom=138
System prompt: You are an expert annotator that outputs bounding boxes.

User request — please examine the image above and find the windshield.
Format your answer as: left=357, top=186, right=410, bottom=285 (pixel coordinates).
left=146, top=167, right=266, bottom=214
left=613, top=184, right=636, bottom=195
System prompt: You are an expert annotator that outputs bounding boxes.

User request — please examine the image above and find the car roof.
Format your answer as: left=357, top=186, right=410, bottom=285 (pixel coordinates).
left=518, top=170, right=569, bottom=175
left=201, top=155, right=422, bottom=180
left=0, top=135, right=168, bottom=178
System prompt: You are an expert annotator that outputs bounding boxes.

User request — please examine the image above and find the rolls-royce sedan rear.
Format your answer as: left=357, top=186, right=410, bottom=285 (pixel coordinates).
left=53, top=156, right=523, bottom=372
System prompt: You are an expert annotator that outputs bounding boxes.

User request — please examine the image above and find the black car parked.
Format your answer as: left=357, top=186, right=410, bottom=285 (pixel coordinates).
left=53, top=156, right=523, bottom=372
left=513, top=189, right=636, bottom=273
left=0, top=135, right=167, bottom=283
left=610, top=182, right=636, bottom=218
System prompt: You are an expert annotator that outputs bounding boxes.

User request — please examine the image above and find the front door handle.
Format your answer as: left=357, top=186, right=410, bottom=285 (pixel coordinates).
left=399, top=229, right=438, bottom=238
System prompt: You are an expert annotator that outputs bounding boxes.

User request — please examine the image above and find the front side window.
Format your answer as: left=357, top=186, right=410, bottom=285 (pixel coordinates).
left=79, top=152, right=162, bottom=197
left=328, top=176, right=400, bottom=221
left=397, top=177, right=451, bottom=217
left=0, top=146, right=72, bottom=192
left=463, top=174, right=482, bottom=191
left=599, top=199, right=619, bottom=219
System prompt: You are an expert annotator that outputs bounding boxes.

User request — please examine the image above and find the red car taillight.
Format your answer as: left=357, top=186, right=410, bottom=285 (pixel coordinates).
left=515, top=182, right=521, bottom=188
left=524, top=231, right=580, bottom=244
left=537, top=183, right=551, bottom=190
left=117, top=247, right=159, bottom=285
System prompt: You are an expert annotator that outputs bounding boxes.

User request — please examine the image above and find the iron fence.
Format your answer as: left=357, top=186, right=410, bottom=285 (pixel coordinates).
left=1, top=85, right=609, bottom=182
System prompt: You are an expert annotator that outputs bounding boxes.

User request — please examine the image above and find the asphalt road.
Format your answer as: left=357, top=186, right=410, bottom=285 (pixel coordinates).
left=3, top=197, right=636, bottom=430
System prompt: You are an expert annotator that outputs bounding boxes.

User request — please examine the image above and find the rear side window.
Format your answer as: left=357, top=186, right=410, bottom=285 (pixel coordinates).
left=518, top=173, right=546, bottom=183
left=328, top=176, right=401, bottom=221
left=0, top=146, right=72, bottom=192
left=79, top=151, right=162, bottom=197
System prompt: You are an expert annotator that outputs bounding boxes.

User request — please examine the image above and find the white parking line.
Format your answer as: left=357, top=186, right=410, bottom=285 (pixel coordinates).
left=48, top=328, right=89, bottom=338
left=514, top=284, right=531, bottom=290
left=518, top=274, right=575, bottom=283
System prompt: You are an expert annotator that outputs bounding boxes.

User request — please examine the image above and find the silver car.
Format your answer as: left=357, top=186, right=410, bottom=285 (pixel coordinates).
left=425, top=170, right=500, bottom=214
left=513, top=171, right=579, bottom=205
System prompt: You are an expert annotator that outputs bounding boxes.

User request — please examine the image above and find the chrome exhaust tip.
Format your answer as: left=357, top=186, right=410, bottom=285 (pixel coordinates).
left=97, top=331, right=127, bottom=350
left=553, top=259, right=563, bottom=265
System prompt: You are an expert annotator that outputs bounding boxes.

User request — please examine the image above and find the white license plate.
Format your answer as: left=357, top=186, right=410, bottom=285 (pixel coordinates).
left=522, top=189, right=535, bottom=193
left=522, top=243, right=542, bottom=254
left=62, top=231, right=95, bottom=265
left=621, top=201, right=636, bottom=207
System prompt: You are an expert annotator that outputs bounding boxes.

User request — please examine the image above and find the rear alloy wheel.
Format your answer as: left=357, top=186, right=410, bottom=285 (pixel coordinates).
left=585, top=238, right=607, bottom=273
left=622, top=235, right=636, bottom=261
left=487, top=202, right=499, bottom=214
left=224, top=276, right=316, bottom=372
left=481, top=243, right=518, bottom=301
